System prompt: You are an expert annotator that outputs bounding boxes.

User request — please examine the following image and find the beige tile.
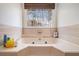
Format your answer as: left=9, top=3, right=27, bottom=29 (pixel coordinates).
left=58, top=24, right=79, bottom=45
left=22, top=28, right=56, bottom=38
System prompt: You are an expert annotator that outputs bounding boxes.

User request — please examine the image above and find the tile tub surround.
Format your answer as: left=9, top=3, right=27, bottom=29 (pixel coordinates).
left=58, top=24, right=79, bottom=45
left=0, top=24, right=79, bottom=56
left=22, top=28, right=57, bottom=38
left=0, top=24, right=22, bottom=41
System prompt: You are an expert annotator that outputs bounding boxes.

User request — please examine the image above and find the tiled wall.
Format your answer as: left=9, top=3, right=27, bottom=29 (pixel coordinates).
left=59, top=24, right=79, bottom=45
left=22, top=28, right=56, bottom=38
left=0, top=24, right=22, bottom=41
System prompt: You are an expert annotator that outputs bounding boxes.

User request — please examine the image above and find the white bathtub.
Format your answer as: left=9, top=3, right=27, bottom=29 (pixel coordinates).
left=18, top=38, right=64, bottom=56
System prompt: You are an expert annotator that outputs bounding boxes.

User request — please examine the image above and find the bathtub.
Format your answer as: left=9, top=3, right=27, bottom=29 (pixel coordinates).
left=18, top=38, right=64, bottom=56
left=19, top=38, right=79, bottom=56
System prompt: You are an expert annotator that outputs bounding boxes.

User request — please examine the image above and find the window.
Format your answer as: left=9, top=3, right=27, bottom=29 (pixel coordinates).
left=26, top=9, right=52, bottom=27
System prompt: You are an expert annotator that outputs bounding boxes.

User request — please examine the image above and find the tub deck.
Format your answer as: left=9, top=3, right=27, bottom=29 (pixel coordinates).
left=0, top=38, right=79, bottom=56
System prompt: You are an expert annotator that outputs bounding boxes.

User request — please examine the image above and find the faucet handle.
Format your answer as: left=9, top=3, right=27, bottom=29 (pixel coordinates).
left=45, top=41, right=47, bottom=44
left=32, top=41, right=35, bottom=44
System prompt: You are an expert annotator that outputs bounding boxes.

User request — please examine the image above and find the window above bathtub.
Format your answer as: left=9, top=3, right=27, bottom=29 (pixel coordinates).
left=23, top=3, right=56, bottom=28
left=26, top=9, right=52, bottom=27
